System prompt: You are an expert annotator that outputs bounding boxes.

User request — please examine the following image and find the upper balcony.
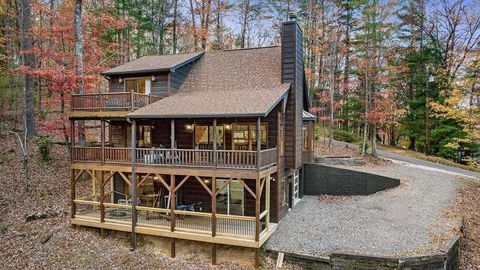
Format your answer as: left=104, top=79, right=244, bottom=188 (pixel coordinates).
left=69, top=91, right=162, bottom=119
left=72, top=146, right=278, bottom=178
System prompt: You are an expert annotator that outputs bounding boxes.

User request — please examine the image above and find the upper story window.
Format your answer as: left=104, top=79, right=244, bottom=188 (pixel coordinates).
left=125, top=78, right=151, bottom=95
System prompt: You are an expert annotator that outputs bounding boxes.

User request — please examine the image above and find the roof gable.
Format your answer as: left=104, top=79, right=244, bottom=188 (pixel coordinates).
left=102, top=52, right=203, bottom=76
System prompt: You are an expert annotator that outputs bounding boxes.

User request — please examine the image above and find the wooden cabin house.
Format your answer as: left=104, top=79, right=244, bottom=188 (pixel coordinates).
left=69, top=18, right=314, bottom=267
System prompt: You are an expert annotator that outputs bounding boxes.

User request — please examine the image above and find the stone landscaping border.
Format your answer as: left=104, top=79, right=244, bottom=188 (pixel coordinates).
left=269, top=235, right=461, bottom=270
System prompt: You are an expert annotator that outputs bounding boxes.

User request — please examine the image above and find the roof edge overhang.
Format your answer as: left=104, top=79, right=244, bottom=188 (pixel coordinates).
left=127, top=86, right=290, bottom=120
left=101, top=52, right=204, bottom=77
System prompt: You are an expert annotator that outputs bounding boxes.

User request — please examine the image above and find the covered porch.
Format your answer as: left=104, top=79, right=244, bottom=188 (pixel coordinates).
left=70, top=168, right=276, bottom=265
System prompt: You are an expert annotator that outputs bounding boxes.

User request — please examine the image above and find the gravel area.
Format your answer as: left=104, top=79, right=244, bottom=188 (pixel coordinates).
left=265, top=162, right=464, bottom=257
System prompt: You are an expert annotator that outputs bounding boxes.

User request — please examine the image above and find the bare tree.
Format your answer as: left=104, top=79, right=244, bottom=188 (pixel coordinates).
left=18, top=0, right=36, bottom=137
left=74, top=0, right=85, bottom=145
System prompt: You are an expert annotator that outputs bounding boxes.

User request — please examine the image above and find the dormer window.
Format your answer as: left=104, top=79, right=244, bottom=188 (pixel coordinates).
left=124, top=77, right=151, bottom=95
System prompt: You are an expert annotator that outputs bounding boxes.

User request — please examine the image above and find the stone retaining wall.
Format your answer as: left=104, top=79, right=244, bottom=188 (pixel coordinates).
left=273, top=235, right=461, bottom=270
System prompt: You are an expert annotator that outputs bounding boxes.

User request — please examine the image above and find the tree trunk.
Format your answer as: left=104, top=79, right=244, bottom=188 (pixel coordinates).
left=18, top=0, right=36, bottom=137
left=74, top=0, right=85, bottom=145
left=240, top=0, right=250, bottom=48
left=172, top=0, right=178, bottom=53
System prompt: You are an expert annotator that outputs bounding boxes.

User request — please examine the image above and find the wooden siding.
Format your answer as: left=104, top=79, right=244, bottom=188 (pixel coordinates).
left=281, top=21, right=304, bottom=170
left=108, top=74, right=169, bottom=97
left=170, top=61, right=196, bottom=93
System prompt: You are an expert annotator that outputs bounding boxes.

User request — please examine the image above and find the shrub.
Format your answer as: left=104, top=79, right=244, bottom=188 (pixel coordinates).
left=333, top=129, right=361, bottom=143
left=35, top=136, right=53, bottom=162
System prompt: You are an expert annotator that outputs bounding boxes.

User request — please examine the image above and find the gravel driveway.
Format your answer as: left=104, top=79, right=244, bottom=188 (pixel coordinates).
left=265, top=163, right=464, bottom=257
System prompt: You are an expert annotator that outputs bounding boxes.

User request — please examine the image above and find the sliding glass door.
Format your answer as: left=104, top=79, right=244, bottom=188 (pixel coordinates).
left=216, top=179, right=244, bottom=216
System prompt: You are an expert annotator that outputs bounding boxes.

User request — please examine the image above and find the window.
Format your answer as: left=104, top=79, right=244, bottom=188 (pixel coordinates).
left=124, top=78, right=151, bottom=95
left=232, top=123, right=267, bottom=150
left=138, top=126, right=152, bottom=147
left=194, top=125, right=224, bottom=149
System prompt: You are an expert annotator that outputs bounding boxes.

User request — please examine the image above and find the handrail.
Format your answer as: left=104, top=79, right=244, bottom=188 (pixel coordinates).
left=71, top=91, right=162, bottom=111
left=72, top=146, right=277, bottom=169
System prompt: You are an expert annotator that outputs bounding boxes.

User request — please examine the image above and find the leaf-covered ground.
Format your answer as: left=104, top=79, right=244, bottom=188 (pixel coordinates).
left=445, top=179, right=480, bottom=269
left=0, top=135, right=300, bottom=270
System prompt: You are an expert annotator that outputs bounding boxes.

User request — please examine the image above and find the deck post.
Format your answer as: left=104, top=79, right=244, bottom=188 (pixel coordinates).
left=70, top=120, right=75, bottom=161
left=255, top=177, right=260, bottom=243
left=130, top=90, right=134, bottom=111
left=101, top=119, right=105, bottom=165
left=211, top=176, right=216, bottom=237
left=266, top=174, right=271, bottom=229
left=170, top=238, right=176, bottom=258
left=170, top=174, right=176, bottom=232
left=213, top=118, right=217, bottom=168
left=130, top=119, right=137, bottom=250
left=256, top=117, right=261, bottom=171
left=100, top=170, right=105, bottom=237
left=255, top=248, right=260, bottom=269
left=70, top=169, right=76, bottom=220
left=171, top=119, right=175, bottom=166
left=212, top=243, right=217, bottom=265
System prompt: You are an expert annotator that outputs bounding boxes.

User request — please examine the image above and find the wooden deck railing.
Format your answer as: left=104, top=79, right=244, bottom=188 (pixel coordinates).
left=73, top=202, right=257, bottom=239
left=71, top=91, right=162, bottom=111
left=72, top=147, right=277, bottom=170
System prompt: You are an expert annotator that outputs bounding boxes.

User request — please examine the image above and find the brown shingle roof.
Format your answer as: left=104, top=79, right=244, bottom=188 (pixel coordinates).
left=129, top=46, right=290, bottom=118
left=102, top=52, right=203, bottom=76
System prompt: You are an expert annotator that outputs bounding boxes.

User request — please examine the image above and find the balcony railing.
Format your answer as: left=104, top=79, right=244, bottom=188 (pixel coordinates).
left=72, top=147, right=278, bottom=170
left=71, top=91, right=162, bottom=111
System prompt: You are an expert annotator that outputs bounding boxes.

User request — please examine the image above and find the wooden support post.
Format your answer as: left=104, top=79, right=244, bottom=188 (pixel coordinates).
left=171, top=119, right=175, bottom=166
left=211, top=177, right=216, bottom=237
left=255, top=176, right=260, bottom=243
left=256, top=117, right=261, bottom=171
left=130, top=119, right=137, bottom=250
left=70, top=120, right=75, bottom=161
left=70, top=169, right=76, bottom=220
left=170, top=174, right=176, bottom=232
left=266, top=174, right=271, bottom=229
left=212, top=243, right=217, bottom=265
left=255, top=248, right=260, bottom=269
left=213, top=118, right=217, bottom=168
left=308, top=121, right=314, bottom=162
left=100, top=170, right=105, bottom=237
left=130, top=90, right=134, bottom=111
left=101, top=119, right=105, bottom=165
left=170, top=238, right=176, bottom=258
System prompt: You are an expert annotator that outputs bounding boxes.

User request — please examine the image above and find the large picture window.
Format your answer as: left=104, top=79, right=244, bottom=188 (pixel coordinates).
left=194, top=125, right=224, bottom=149
left=232, top=123, right=267, bottom=150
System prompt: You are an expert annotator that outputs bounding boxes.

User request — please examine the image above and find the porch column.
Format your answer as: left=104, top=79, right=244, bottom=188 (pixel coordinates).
left=100, top=170, right=105, bottom=237
left=70, top=120, right=75, bottom=161
left=256, top=117, right=261, bottom=171
left=255, top=176, right=261, bottom=269
left=266, top=174, right=271, bottom=229
left=130, top=119, right=137, bottom=250
left=70, top=169, right=76, bottom=220
left=213, top=118, right=217, bottom=167
left=170, top=174, right=176, bottom=258
left=101, top=119, right=105, bottom=164
left=255, top=177, right=260, bottom=242
left=171, top=119, right=175, bottom=166
left=211, top=176, right=217, bottom=265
